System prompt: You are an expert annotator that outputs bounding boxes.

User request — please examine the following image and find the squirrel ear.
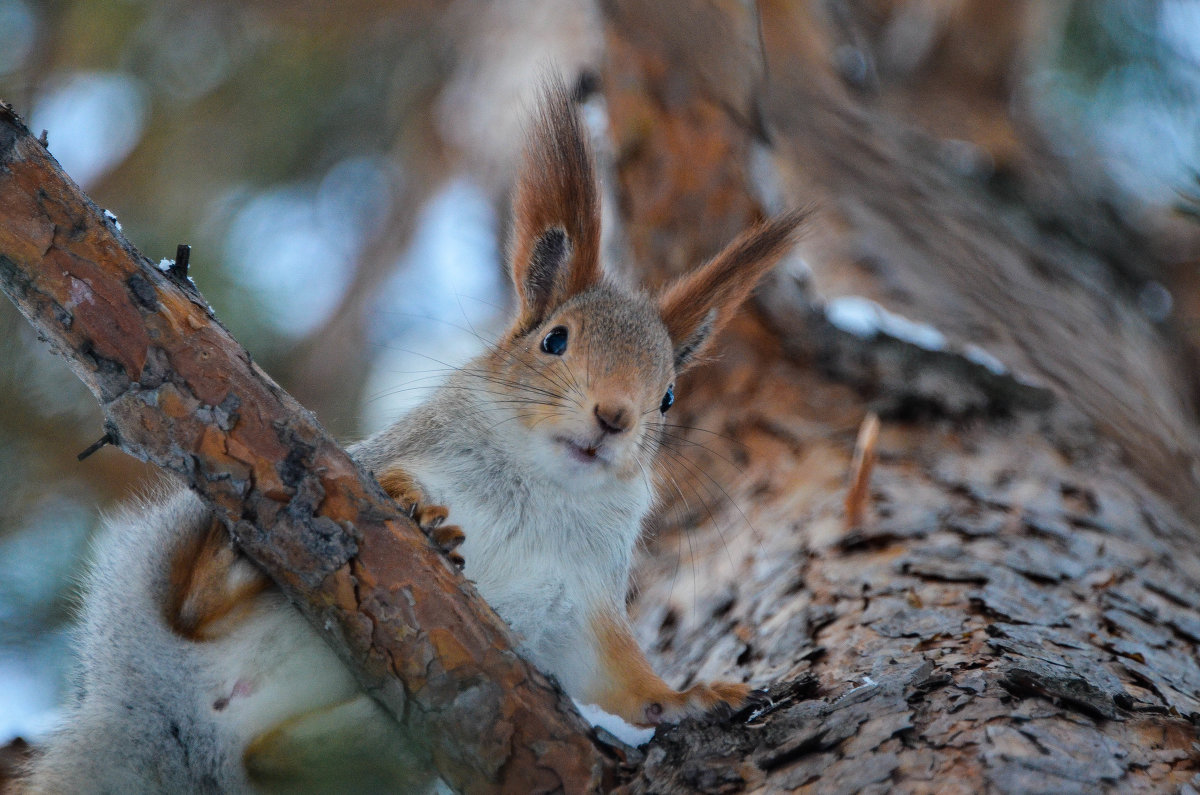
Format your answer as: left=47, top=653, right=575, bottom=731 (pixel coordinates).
left=515, top=226, right=572, bottom=332
left=658, top=210, right=808, bottom=372
left=509, top=75, right=602, bottom=334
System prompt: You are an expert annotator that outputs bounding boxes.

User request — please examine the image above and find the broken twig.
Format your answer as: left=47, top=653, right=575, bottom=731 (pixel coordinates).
left=844, top=412, right=880, bottom=528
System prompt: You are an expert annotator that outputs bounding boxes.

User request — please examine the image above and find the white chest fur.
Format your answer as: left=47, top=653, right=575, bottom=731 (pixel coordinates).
left=409, top=452, right=649, bottom=696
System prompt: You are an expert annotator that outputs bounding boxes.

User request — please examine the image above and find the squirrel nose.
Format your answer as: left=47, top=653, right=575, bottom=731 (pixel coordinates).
left=594, top=403, right=631, bottom=435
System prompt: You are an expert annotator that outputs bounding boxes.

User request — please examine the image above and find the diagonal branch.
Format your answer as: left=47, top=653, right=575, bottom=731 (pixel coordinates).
left=0, top=102, right=617, bottom=794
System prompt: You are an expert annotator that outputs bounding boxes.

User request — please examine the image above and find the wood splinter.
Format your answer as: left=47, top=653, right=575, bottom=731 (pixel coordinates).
left=844, top=412, right=880, bottom=529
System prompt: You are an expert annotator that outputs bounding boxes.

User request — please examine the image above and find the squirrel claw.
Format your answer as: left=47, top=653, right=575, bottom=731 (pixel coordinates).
left=378, top=468, right=466, bottom=568
left=415, top=510, right=464, bottom=568
left=410, top=502, right=449, bottom=532
left=429, top=524, right=466, bottom=567
left=702, top=681, right=753, bottom=709
left=429, top=524, right=465, bottom=553
left=657, top=680, right=752, bottom=724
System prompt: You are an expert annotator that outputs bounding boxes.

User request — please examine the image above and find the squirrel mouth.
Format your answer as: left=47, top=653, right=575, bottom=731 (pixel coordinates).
left=558, top=437, right=605, bottom=464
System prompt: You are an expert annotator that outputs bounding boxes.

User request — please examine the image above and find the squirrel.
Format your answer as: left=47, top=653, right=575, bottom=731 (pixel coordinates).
left=22, top=77, right=804, bottom=792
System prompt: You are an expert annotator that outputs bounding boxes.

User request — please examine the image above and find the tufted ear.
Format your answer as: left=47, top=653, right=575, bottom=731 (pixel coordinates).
left=658, top=210, right=807, bottom=372
left=508, top=75, right=602, bottom=335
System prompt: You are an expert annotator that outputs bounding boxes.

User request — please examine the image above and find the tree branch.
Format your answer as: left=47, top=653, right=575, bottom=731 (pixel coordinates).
left=0, top=102, right=618, bottom=793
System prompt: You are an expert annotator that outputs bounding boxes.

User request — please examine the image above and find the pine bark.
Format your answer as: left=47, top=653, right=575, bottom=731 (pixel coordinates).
left=0, top=102, right=619, bottom=794
left=604, top=2, right=1200, bottom=792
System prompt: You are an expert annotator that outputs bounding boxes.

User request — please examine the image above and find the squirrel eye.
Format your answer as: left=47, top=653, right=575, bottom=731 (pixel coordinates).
left=541, top=326, right=569, bottom=355
left=660, top=385, right=675, bottom=414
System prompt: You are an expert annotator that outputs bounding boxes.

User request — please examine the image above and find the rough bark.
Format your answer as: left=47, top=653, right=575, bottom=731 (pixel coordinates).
left=600, top=1, right=1200, bottom=792
left=0, top=102, right=619, bottom=794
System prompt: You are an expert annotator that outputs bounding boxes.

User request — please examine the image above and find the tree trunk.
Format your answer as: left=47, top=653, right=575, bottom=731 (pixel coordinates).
left=603, top=2, right=1200, bottom=791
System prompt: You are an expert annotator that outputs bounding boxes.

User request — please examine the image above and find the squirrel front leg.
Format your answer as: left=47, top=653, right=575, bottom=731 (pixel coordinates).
left=378, top=466, right=465, bottom=568
left=587, top=610, right=750, bottom=727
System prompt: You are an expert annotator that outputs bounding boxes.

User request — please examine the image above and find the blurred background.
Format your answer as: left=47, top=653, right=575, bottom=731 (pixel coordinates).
left=1, top=0, right=1198, bottom=744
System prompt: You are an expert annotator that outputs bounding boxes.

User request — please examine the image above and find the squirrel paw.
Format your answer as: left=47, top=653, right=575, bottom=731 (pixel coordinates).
left=646, top=680, right=752, bottom=725
left=379, top=469, right=466, bottom=569
left=405, top=501, right=465, bottom=569
left=422, top=519, right=466, bottom=569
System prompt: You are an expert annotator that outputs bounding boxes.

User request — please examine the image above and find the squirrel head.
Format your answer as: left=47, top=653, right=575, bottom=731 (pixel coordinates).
left=480, top=76, right=806, bottom=488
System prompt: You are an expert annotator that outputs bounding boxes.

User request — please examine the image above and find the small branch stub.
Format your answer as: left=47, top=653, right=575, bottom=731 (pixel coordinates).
left=76, top=431, right=115, bottom=461
left=171, top=243, right=190, bottom=280
left=844, top=412, right=880, bottom=529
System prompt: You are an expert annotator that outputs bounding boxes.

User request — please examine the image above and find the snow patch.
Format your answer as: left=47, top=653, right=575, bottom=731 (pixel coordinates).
left=962, top=344, right=1009, bottom=376
left=573, top=699, right=654, bottom=747
left=826, top=296, right=1024, bottom=381
left=157, top=258, right=173, bottom=272
left=882, top=312, right=946, bottom=351
left=102, top=208, right=122, bottom=231
left=825, top=295, right=881, bottom=338
left=826, top=295, right=947, bottom=351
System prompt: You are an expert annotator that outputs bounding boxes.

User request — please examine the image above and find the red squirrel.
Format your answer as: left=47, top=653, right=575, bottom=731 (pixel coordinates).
left=23, top=77, right=804, bottom=792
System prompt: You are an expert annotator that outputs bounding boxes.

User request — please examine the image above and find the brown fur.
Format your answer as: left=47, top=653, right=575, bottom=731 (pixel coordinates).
left=379, top=466, right=464, bottom=565
left=166, top=465, right=467, bottom=645
left=658, top=209, right=809, bottom=370
left=485, top=289, right=676, bottom=483
left=509, top=75, right=602, bottom=334
left=589, top=610, right=750, bottom=726
left=487, top=84, right=795, bottom=726
left=165, top=517, right=270, bottom=641
left=377, top=467, right=420, bottom=508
